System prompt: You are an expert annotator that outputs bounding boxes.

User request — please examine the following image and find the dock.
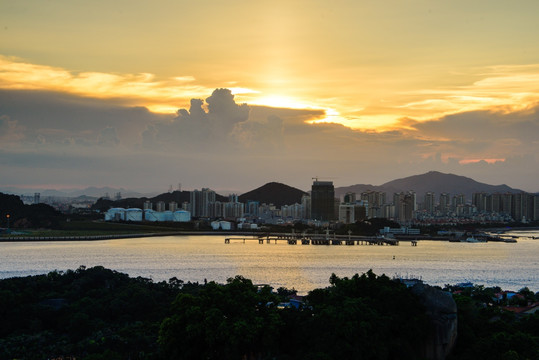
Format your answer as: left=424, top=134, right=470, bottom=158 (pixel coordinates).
left=225, top=232, right=418, bottom=246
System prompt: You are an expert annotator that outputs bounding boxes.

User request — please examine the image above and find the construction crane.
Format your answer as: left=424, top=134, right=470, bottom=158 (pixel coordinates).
left=312, top=176, right=336, bottom=182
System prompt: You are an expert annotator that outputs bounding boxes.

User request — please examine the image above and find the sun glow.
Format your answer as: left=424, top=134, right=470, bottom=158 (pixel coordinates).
left=250, top=95, right=315, bottom=110
left=459, top=158, right=506, bottom=164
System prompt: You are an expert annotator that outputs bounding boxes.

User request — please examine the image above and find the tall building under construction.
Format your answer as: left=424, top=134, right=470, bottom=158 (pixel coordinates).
left=311, top=181, right=335, bottom=221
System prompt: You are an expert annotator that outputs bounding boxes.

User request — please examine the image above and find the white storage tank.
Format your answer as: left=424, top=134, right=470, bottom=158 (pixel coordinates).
left=144, top=209, right=158, bottom=222
left=155, top=211, right=167, bottom=222
left=125, top=208, right=143, bottom=222
left=211, top=221, right=221, bottom=230
left=173, top=210, right=191, bottom=222
left=162, top=210, right=174, bottom=222
left=219, top=221, right=232, bottom=230
left=105, top=208, right=125, bottom=221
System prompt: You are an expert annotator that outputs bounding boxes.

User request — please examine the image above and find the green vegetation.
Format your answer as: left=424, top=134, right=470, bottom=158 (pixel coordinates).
left=1, top=268, right=537, bottom=359
left=0, top=193, right=63, bottom=230
left=445, top=285, right=539, bottom=360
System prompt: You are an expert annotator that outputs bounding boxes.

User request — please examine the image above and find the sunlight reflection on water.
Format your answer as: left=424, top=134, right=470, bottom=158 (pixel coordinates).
left=1, top=231, right=538, bottom=294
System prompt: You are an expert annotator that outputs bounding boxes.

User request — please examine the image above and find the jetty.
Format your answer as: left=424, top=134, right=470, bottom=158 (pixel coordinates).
left=225, top=231, right=418, bottom=246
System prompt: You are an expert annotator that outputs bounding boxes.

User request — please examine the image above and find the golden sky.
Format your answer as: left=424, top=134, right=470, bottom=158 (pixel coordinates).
left=1, top=1, right=539, bottom=192
left=3, top=1, right=539, bottom=128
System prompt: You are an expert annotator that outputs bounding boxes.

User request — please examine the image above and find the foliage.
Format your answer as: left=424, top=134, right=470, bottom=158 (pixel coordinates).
left=0, top=266, right=181, bottom=359
left=159, top=276, right=281, bottom=359
left=0, top=192, right=63, bottom=229
left=1, top=267, right=538, bottom=360
left=159, top=270, right=430, bottom=359
left=447, top=285, right=539, bottom=360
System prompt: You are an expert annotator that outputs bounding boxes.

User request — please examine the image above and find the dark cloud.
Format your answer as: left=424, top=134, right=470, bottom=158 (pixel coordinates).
left=1, top=88, right=537, bottom=192
left=97, top=126, right=120, bottom=146
left=0, top=89, right=171, bottom=146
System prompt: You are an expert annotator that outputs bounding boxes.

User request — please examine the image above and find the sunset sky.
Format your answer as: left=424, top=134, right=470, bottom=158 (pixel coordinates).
left=1, top=1, right=538, bottom=194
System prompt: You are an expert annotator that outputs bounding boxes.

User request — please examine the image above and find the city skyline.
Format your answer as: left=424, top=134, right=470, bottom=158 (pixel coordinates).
left=1, top=1, right=539, bottom=193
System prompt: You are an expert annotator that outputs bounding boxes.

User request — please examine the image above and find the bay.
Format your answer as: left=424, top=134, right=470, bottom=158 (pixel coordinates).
left=1, top=230, right=538, bottom=294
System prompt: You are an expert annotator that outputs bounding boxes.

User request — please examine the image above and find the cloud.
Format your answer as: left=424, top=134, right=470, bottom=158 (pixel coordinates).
left=0, top=115, right=24, bottom=142
left=407, top=105, right=539, bottom=160
left=1, top=87, right=538, bottom=193
left=97, top=126, right=120, bottom=146
left=0, top=55, right=226, bottom=113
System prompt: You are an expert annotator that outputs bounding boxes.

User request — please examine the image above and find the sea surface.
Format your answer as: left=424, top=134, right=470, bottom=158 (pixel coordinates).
left=1, top=230, right=537, bottom=294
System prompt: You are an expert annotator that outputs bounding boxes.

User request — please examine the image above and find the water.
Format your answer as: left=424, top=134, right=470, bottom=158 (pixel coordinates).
left=1, top=231, right=538, bottom=294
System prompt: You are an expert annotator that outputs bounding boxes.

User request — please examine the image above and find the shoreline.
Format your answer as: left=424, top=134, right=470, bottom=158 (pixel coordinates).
left=0, top=231, right=260, bottom=242
left=1, top=229, right=536, bottom=243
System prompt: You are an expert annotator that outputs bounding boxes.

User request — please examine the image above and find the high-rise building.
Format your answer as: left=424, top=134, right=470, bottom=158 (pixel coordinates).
left=338, top=203, right=367, bottom=224
left=246, top=200, right=260, bottom=217
left=190, top=188, right=216, bottom=217
left=301, top=195, right=311, bottom=220
left=424, top=192, right=435, bottom=213
left=360, top=190, right=386, bottom=218
left=452, top=194, right=465, bottom=208
left=472, top=192, right=488, bottom=212
left=311, top=181, right=335, bottom=221
left=394, top=191, right=416, bottom=222
left=34, top=193, right=40, bottom=204
left=439, top=193, right=450, bottom=214
left=343, top=192, right=356, bottom=204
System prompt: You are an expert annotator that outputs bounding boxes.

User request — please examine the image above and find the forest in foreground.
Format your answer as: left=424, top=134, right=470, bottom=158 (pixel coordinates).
left=0, top=266, right=537, bottom=360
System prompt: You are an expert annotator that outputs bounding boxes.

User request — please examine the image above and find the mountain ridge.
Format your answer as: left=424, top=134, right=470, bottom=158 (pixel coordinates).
left=335, top=171, right=523, bottom=202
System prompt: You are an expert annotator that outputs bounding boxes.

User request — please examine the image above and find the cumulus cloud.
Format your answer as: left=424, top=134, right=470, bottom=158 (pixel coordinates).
left=1, top=87, right=538, bottom=192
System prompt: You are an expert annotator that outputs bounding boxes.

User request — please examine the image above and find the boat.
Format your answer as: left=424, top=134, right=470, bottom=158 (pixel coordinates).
left=464, top=236, right=486, bottom=243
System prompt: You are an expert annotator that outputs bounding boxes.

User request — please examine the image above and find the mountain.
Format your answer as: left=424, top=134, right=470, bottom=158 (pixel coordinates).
left=336, top=171, right=523, bottom=203
left=92, top=190, right=228, bottom=212
left=238, top=182, right=308, bottom=208
left=0, top=186, right=153, bottom=199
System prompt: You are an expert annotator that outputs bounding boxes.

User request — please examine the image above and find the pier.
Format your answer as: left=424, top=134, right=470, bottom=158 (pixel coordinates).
left=225, top=232, right=418, bottom=246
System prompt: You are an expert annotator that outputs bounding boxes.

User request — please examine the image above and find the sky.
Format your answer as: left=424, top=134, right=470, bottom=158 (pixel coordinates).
left=1, top=0, right=538, bottom=194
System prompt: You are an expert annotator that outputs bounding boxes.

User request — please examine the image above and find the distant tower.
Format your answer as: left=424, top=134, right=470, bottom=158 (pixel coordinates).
left=156, top=201, right=166, bottom=212
left=115, top=192, right=122, bottom=201
left=144, top=201, right=152, bottom=210
left=34, top=192, right=40, bottom=204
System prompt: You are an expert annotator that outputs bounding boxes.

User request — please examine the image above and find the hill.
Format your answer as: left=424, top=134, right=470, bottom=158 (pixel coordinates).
left=92, top=190, right=228, bottom=212
left=336, top=171, right=522, bottom=202
left=238, top=182, right=308, bottom=208
left=0, top=193, right=63, bottom=229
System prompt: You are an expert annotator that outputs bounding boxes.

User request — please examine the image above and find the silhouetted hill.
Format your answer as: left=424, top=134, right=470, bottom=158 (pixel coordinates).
left=336, top=171, right=522, bottom=202
left=238, top=182, right=308, bottom=208
left=0, top=193, right=63, bottom=229
left=92, top=191, right=228, bottom=212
